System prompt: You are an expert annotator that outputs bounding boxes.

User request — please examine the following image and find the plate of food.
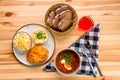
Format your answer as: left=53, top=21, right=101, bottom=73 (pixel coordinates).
left=12, top=24, right=55, bottom=66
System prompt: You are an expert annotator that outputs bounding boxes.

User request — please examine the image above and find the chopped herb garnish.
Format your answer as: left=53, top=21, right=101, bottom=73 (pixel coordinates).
left=36, top=32, right=43, bottom=39
left=36, top=32, right=47, bottom=40
left=62, top=52, right=72, bottom=65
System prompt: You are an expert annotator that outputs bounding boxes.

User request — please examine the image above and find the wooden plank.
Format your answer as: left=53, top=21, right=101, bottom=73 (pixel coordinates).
left=0, top=0, right=120, bottom=80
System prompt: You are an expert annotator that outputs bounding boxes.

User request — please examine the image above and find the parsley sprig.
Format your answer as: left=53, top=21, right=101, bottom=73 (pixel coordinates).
left=62, top=52, right=72, bottom=65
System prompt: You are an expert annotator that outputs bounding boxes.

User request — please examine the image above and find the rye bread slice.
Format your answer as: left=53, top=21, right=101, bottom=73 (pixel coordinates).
left=60, top=10, right=73, bottom=19
left=52, top=14, right=60, bottom=29
left=58, top=18, right=72, bottom=31
left=47, top=11, right=55, bottom=27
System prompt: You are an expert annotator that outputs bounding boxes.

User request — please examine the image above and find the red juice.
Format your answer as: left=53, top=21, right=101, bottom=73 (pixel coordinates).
left=78, top=16, right=94, bottom=32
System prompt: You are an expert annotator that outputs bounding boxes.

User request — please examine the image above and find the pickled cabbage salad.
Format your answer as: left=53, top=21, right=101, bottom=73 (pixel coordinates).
left=13, top=32, right=31, bottom=51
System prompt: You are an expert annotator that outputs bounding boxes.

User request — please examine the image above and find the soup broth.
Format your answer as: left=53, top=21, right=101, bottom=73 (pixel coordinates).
left=56, top=50, right=80, bottom=73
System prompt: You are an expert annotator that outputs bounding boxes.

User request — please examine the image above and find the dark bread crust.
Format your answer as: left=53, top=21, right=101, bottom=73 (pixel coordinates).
left=60, top=10, right=72, bottom=19
left=47, top=11, right=55, bottom=27
left=52, top=14, right=60, bottom=29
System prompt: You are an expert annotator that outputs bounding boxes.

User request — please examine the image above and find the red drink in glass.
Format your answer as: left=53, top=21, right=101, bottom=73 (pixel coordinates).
left=78, top=16, right=94, bottom=32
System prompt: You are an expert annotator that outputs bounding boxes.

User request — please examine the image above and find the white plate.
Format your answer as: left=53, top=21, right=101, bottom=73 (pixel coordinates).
left=12, top=24, right=55, bottom=66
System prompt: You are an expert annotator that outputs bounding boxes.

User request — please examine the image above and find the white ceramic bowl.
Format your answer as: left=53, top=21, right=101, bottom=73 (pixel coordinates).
left=54, top=48, right=81, bottom=76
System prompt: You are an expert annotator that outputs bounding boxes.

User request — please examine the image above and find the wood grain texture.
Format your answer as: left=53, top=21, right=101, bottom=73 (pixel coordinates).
left=0, top=0, right=120, bottom=80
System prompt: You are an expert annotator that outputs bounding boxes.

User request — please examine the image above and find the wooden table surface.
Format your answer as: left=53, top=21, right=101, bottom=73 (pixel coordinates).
left=0, top=0, right=120, bottom=80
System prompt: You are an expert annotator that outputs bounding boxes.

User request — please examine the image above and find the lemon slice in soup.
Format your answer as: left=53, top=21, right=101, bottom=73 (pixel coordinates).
left=64, top=62, right=72, bottom=70
left=61, top=59, right=72, bottom=70
left=61, top=53, right=72, bottom=70
left=32, top=29, right=48, bottom=44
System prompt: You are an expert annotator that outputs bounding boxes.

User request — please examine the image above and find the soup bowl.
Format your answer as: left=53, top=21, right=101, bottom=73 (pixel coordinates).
left=54, top=48, right=81, bottom=76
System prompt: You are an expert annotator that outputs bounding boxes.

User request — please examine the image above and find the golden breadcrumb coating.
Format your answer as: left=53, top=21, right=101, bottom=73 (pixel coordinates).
left=27, top=46, right=48, bottom=63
